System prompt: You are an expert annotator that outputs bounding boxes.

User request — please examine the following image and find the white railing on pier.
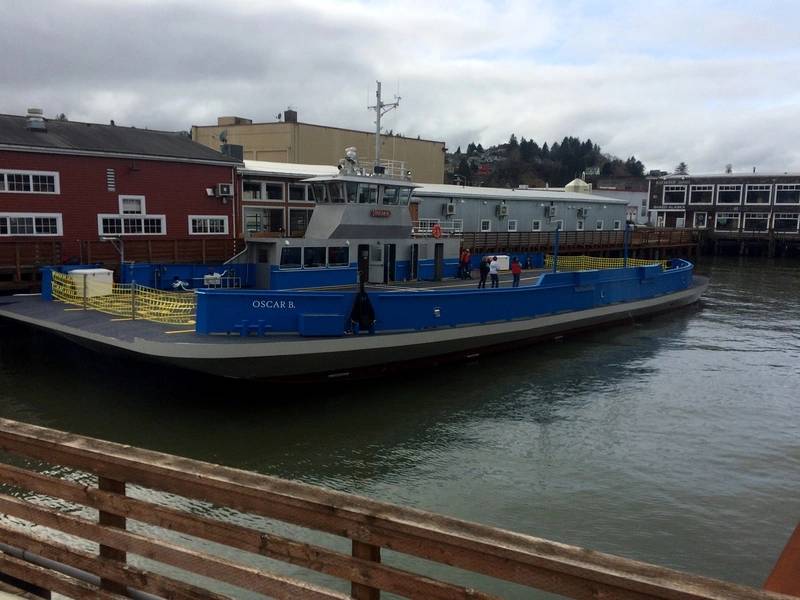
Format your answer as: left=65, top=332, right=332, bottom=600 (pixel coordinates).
left=412, top=220, right=463, bottom=238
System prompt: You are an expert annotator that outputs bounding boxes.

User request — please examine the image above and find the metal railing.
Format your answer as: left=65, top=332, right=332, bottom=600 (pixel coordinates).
left=0, top=418, right=792, bottom=600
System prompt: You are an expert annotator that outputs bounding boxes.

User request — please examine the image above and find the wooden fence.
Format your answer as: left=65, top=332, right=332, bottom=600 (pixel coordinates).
left=461, top=229, right=696, bottom=254
left=0, top=419, right=794, bottom=600
left=79, top=239, right=239, bottom=268
left=0, top=242, right=61, bottom=285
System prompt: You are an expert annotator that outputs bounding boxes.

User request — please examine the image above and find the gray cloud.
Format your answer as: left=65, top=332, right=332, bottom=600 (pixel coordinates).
left=1, top=0, right=798, bottom=173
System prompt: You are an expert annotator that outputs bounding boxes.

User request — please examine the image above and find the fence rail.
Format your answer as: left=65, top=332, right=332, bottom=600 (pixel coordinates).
left=461, top=229, right=695, bottom=252
left=0, top=419, right=792, bottom=600
left=0, top=241, right=62, bottom=282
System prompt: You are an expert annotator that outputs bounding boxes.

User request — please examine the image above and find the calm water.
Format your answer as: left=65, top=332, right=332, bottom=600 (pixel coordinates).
left=0, top=256, right=799, bottom=598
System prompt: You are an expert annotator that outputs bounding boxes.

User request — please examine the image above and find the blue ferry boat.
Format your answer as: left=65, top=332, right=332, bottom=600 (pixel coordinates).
left=0, top=149, right=707, bottom=381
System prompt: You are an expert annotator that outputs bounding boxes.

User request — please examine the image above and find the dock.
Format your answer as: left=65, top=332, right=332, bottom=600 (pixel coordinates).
left=0, top=418, right=797, bottom=599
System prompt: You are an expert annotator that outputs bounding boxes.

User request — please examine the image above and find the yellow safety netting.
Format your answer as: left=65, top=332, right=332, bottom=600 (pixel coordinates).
left=545, top=255, right=669, bottom=271
left=51, top=271, right=196, bottom=325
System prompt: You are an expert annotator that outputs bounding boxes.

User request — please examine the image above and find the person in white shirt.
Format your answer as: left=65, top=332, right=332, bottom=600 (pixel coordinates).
left=489, top=256, right=500, bottom=288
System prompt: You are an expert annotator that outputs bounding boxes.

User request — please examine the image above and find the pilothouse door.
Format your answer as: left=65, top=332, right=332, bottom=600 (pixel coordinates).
left=383, top=244, right=397, bottom=283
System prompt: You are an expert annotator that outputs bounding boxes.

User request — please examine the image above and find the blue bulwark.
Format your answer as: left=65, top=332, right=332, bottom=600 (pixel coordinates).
left=194, top=260, right=695, bottom=336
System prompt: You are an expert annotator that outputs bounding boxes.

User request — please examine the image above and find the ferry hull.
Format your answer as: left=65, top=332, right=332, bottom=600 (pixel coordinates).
left=1, top=277, right=707, bottom=382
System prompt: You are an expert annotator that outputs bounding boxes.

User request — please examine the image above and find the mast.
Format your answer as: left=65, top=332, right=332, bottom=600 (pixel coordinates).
left=368, top=81, right=401, bottom=167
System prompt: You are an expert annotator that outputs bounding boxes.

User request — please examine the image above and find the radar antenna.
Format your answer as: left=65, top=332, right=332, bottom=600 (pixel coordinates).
left=368, top=81, right=400, bottom=167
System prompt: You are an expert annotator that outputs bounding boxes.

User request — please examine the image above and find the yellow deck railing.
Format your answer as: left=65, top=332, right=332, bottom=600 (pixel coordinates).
left=51, top=271, right=196, bottom=325
left=545, top=255, right=668, bottom=271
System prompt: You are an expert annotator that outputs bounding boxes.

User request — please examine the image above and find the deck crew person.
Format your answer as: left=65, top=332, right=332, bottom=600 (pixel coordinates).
left=478, top=257, right=490, bottom=289
left=511, top=257, right=522, bottom=287
left=489, top=256, right=500, bottom=288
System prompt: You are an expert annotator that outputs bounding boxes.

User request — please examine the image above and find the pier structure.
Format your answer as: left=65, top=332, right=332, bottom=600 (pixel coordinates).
left=0, top=418, right=796, bottom=599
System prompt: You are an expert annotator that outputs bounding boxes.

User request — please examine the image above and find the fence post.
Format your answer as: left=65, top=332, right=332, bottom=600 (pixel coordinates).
left=131, top=281, right=137, bottom=320
left=82, top=274, right=88, bottom=310
left=98, top=476, right=127, bottom=595
left=351, top=540, right=381, bottom=600
left=623, top=223, right=630, bottom=268
left=552, top=224, right=561, bottom=273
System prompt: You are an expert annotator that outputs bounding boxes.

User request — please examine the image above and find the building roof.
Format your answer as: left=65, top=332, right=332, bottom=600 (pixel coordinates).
left=0, top=114, right=241, bottom=165
left=241, top=159, right=337, bottom=178
left=656, top=171, right=800, bottom=180
left=413, top=183, right=627, bottom=204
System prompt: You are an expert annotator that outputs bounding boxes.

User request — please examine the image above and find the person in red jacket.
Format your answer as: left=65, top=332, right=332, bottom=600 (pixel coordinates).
left=511, top=256, right=522, bottom=287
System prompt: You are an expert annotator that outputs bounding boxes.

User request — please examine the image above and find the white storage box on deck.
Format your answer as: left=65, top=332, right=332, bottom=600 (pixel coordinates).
left=494, top=255, right=510, bottom=271
left=69, top=268, right=114, bottom=297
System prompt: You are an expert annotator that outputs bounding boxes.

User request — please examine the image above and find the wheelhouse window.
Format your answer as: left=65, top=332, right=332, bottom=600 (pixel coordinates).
left=717, top=184, right=742, bottom=204
left=289, top=208, right=314, bottom=237
left=0, top=213, right=62, bottom=236
left=398, top=188, right=412, bottom=206
left=507, top=219, right=518, bottom=232
left=327, top=182, right=345, bottom=203
left=358, top=183, right=378, bottom=204
left=775, top=184, right=800, bottom=205
left=303, top=246, right=326, bottom=268
left=663, top=185, right=686, bottom=205
left=745, top=184, right=771, bottom=205
left=715, top=212, right=740, bottom=231
left=327, top=246, right=350, bottom=267
left=743, top=213, right=769, bottom=231
left=773, top=213, right=800, bottom=232
left=0, top=170, right=60, bottom=194
left=480, top=219, right=491, bottom=232
left=311, top=183, right=328, bottom=203
left=531, top=220, right=541, bottom=231
left=289, top=183, right=309, bottom=202
left=345, top=182, right=358, bottom=203
left=689, top=184, right=713, bottom=204
left=382, top=186, right=399, bottom=205
left=279, top=247, right=302, bottom=269
left=693, top=212, right=708, bottom=228
left=189, top=215, right=228, bottom=235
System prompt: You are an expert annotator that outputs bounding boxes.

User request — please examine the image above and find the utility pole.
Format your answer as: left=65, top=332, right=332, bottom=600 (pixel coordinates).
left=368, top=81, right=400, bottom=167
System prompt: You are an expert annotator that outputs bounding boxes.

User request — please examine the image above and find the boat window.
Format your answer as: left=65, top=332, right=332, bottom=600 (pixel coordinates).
left=358, top=184, right=378, bottom=204
left=327, top=182, right=345, bottom=203
left=398, top=187, right=412, bottom=206
left=346, top=182, right=359, bottom=203
left=328, top=246, right=349, bottom=267
left=382, top=186, right=399, bottom=205
left=279, top=247, right=302, bottom=269
left=303, top=246, right=326, bottom=268
left=311, top=184, right=328, bottom=203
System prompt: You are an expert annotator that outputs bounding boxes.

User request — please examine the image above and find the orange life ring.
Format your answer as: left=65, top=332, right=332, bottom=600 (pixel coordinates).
left=432, top=223, right=442, bottom=238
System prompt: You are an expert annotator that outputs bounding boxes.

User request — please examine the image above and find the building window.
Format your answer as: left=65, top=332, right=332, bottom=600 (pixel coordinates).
left=243, top=180, right=284, bottom=201
left=551, top=220, right=564, bottom=230
left=773, top=213, right=800, bottom=232
left=613, top=220, right=621, bottom=230
left=745, top=184, right=771, bottom=205
left=106, top=168, right=116, bottom=192
left=715, top=212, right=740, bottom=231
left=717, top=184, right=742, bottom=204
left=451, top=219, right=463, bottom=232
left=693, top=212, right=708, bottom=228
left=480, top=219, right=491, bottom=232
left=189, top=215, right=229, bottom=235
left=0, top=213, right=62, bottom=236
left=244, top=207, right=284, bottom=234
left=97, top=214, right=166, bottom=236
left=531, top=220, right=541, bottom=231
left=743, top=213, right=769, bottom=231
left=576, top=219, right=584, bottom=231
left=689, top=184, right=713, bottom=204
left=119, top=195, right=145, bottom=214
left=288, top=183, right=309, bottom=202
left=243, top=180, right=263, bottom=200
left=264, top=182, right=284, bottom=200
left=0, top=170, right=60, bottom=194
left=289, top=208, right=314, bottom=237
left=507, top=219, right=518, bottom=232
left=595, top=220, right=604, bottom=230
left=775, top=184, right=800, bottom=205
left=663, top=185, right=686, bottom=205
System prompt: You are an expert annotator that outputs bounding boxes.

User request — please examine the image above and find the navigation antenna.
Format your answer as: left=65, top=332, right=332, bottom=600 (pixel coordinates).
left=368, top=81, right=401, bottom=168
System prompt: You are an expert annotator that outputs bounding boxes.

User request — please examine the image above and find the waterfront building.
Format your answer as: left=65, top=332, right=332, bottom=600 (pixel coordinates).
left=191, top=111, right=446, bottom=184
left=0, top=109, right=241, bottom=261
left=648, top=172, right=800, bottom=233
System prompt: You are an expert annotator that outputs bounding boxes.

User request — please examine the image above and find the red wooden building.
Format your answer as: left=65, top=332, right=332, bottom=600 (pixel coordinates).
left=0, top=109, right=241, bottom=284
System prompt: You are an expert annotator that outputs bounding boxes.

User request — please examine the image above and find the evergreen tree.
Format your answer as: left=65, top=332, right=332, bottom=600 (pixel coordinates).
left=674, top=162, right=689, bottom=175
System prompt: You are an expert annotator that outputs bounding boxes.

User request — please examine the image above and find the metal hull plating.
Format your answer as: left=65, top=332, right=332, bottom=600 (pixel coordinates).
left=0, top=277, right=707, bottom=381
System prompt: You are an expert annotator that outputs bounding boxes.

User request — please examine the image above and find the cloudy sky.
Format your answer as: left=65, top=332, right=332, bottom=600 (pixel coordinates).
left=2, top=0, right=799, bottom=173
